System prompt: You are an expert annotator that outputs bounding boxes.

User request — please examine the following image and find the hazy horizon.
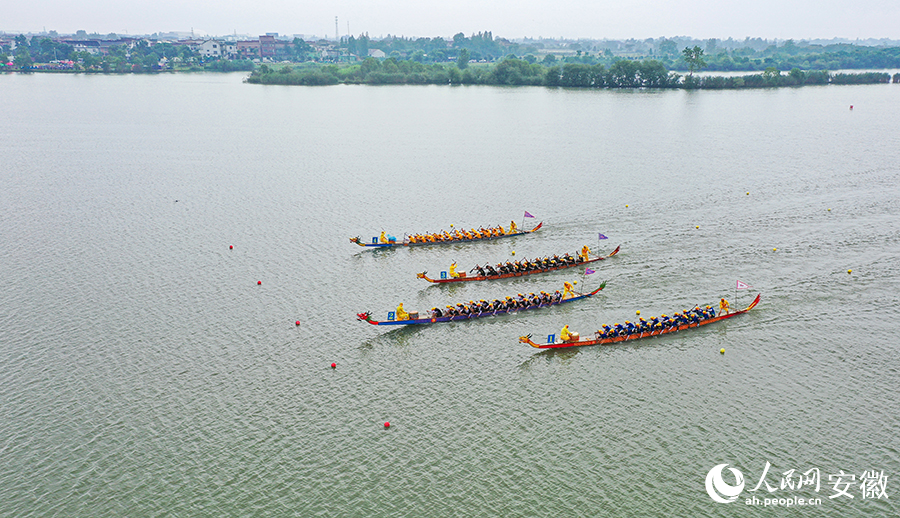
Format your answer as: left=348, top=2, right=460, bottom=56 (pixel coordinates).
left=5, top=0, right=900, bottom=41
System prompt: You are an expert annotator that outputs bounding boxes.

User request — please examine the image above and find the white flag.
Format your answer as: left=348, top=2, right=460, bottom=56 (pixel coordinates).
left=736, top=280, right=751, bottom=290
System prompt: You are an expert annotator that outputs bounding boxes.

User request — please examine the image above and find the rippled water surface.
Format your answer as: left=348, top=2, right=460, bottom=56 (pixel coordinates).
left=1, top=72, right=899, bottom=517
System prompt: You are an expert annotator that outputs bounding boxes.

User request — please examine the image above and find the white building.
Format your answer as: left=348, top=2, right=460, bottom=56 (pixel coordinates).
left=199, top=40, right=222, bottom=58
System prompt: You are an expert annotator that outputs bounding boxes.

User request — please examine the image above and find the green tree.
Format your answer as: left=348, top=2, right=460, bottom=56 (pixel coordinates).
left=638, top=60, right=670, bottom=87
left=658, top=39, right=677, bottom=57
left=457, top=48, right=470, bottom=69
left=292, top=38, right=313, bottom=61
left=108, top=44, right=127, bottom=59
left=608, top=59, right=640, bottom=87
left=447, top=66, right=462, bottom=84
left=781, top=39, right=799, bottom=56
left=682, top=46, right=707, bottom=76
left=73, top=51, right=97, bottom=68
left=146, top=52, right=159, bottom=68
left=14, top=47, right=33, bottom=69
left=360, top=57, right=380, bottom=75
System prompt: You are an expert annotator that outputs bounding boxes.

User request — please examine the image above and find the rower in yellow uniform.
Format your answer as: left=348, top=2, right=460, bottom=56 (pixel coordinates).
left=562, top=281, right=575, bottom=299
left=719, top=298, right=730, bottom=315
left=580, top=245, right=591, bottom=262
left=509, top=220, right=518, bottom=233
left=449, top=262, right=460, bottom=278
left=396, top=303, right=409, bottom=321
left=379, top=231, right=388, bottom=244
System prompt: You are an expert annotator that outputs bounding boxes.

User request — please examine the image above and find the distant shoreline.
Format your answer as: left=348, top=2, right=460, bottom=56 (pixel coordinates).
left=243, top=59, right=898, bottom=89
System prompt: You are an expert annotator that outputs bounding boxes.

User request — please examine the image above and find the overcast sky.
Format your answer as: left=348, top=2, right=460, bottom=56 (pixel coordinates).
left=5, top=0, right=899, bottom=40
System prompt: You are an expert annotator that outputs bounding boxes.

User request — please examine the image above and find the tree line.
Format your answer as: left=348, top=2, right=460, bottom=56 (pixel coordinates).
left=0, top=34, right=253, bottom=72
left=247, top=53, right=898, bottom=89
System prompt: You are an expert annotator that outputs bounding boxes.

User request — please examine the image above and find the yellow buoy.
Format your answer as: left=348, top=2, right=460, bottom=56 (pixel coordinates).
left=573, top=280, right=577, bottom=285
left=828, top=208, right=832, bottom=211
left=625, top=204, right=629, bottom=208
left=720, top=348, right=725, bottom=354
left=746, top=192, right=750, bottom=195
left=848, top=269, right=852, bottom=274
left=695, top=225, right=699, bottom=229
left=511, top=251, right=515, bottom=256
left=773, top=248, right=777, bottom=252
left=636, top=310, right=640, bottom=315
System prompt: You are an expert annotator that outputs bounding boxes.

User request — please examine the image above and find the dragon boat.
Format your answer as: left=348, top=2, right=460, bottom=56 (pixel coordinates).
left=356, top=282, right=606, bottom=326
left=519, top=293, right=761, bottom=349
left=350, top=221, right=542, bottom=248
left=417, top=245, right=620, bottom=284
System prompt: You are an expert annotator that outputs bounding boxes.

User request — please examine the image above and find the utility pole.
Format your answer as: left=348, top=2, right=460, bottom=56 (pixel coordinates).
left=335, top=16, right=338, bottom=42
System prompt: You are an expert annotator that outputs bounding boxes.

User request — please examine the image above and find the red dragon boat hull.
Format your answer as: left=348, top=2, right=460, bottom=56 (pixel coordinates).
left=520, top=294, right=760, bottom=349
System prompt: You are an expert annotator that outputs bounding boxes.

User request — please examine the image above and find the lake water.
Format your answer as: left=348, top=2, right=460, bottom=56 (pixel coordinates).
left=1, top=72, right=898, bottom=517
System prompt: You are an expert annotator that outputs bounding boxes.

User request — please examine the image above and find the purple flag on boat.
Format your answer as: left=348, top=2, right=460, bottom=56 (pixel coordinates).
left=598, top=233, right=608, bottom=239
left=524, top=211, right=535, bottom=218
left=585, top=268, right=596, bottom=275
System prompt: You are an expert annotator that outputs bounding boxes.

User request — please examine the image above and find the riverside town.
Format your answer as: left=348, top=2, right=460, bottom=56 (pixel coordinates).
left=2, top=29, right=899, bottom=88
